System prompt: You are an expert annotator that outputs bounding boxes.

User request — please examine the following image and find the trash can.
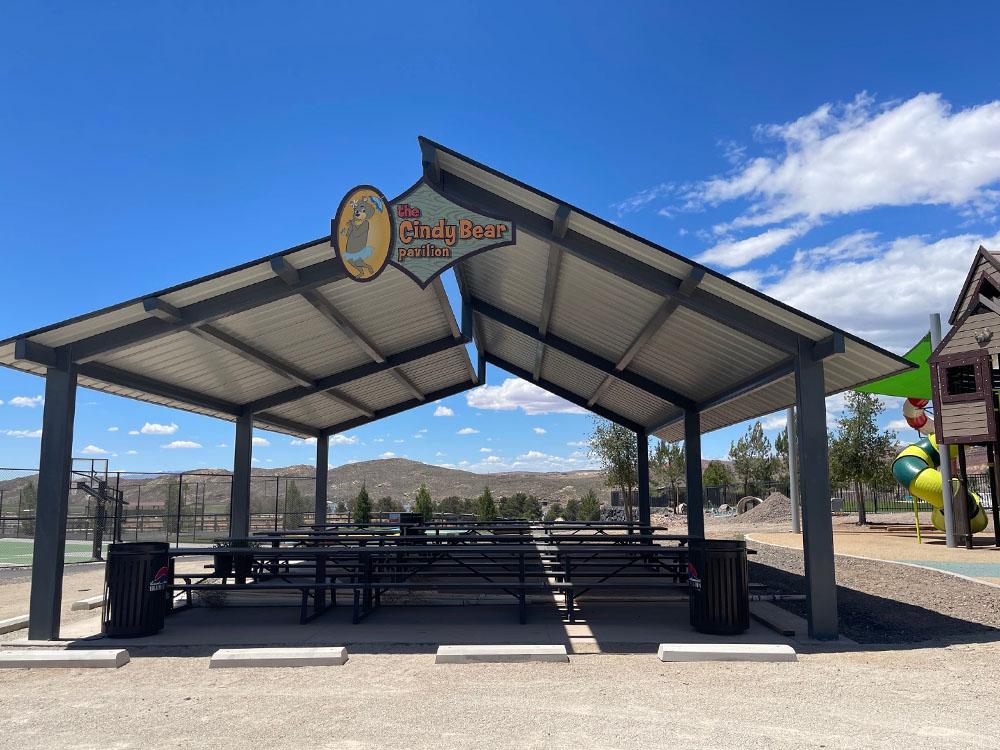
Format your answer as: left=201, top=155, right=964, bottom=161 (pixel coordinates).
left=687, top=538, right=749, bottom=635
left=102, top=541, right=170, bottom=637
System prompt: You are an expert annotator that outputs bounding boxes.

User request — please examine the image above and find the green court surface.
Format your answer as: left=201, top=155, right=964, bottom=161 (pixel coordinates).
left=0, top=538, right=108, bottom=566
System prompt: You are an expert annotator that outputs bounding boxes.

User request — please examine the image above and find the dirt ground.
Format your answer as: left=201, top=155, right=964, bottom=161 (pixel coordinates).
left=1, top=645, right=998, bottom=749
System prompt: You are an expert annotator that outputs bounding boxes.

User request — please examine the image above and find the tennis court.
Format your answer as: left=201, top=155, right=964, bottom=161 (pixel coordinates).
left=0, top=538, right=107, bottom=567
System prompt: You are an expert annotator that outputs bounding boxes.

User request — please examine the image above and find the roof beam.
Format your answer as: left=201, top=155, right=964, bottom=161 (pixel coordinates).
left=531, top=204, right=571, bottom=381
left=421, top=139, right=441, bottom=185
left=188, top=324, right=315, bottom=388
left=323, top=388, right=375, bottom=418
left=483, top=352, right=643, bottom=432
left=651, top=333, right=846, bottom=434
left=587, top=267, right=704, bottom=407
left=63, top=258, right=346, bottom=363
left=241, top=333, right=467, bottom=414
left=252, top=413, right=322, bottom=438
left=270, top=257, right=439, bottom=397
left=77, top=362, right=241, bottom=416
left=436, top=172, right=800, bottom=354
left=322, top=379, right=475, bottom=436
left=469, top=297, right=697, bottom=410
left=14, top=339, right=65, bottom=369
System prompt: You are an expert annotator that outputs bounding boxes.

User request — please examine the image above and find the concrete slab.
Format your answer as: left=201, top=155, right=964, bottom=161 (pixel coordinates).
left=436, top=645, right=568, bottom=663
left=750, top=601, right=801, bottom=637
left=0, top=614, right=29, bottom=634
left=209, top=647, right=348, bottom=668
left=657, top=643, right=797, bottom=662
left=70, top=594, right=104, bottom=611
left=0, top=649, right=129, bottom=669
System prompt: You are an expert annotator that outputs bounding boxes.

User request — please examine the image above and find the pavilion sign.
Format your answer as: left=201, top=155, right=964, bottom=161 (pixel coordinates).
left=332, top=179, right=516, bottom=287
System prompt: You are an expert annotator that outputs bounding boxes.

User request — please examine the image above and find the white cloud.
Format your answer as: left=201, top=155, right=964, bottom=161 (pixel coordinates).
left=140, top=422, right=178, bottom=435
left=412, top=433, right=424, bottom=439
left=433, top=405, right=454, bottom=417
left=467, top=378, right=587, bottom=416
left=126, top=449, right=138, bottom=455
left=698, top=221, right=813, bottom=268
left=2, top=428, right=42, bottom=439
left=435, top=451, right=446, bottom=457
left=754, top=228, right=1000, bottom=351
left=128, top=430, right=140, bottom=436
left=379, top=451, right=397, bottom=458
left=887, top=418, right=911, bottom=432
left=480, top=447, right=493, bottom=453
left=251, top=437, right=270, bottom=447
left=691, top=93, right=1000, bottom=231
left=457, top=427, right=479, bottom=435
left=331, top=434, right=358, bottom=445
left=107, top=426, right=119, bottom=432
left=567, top=440, right=591, bottom=447
left=9, top=395, right=43, bottom=408
left=611, top=183, right=673, bottom=216
left=80, top=444, right=110, bottom=455
left=216, top=443, right=228, bottom=448
left=290, top=437, right=318, bottom=446
left=162, top=440, right=202, bottom=449
left=0, top=400, right=4, bottom=405
left=532, top=427, right=546, bottom=435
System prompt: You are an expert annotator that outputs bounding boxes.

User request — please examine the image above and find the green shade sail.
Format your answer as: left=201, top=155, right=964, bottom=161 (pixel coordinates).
left=856, top=333, right=932, bottom=400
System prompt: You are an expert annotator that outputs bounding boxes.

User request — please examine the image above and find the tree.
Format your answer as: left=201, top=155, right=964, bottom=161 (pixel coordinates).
left=590, top=418, right=638, bottom=523
left=702, top=461, right=733, bottom=488
left=565, top=497, right=581, bottom=521
left=375, top=496, right=402, bottom=513
left=498, top=492, right=542, bottom=521
left=353, top=486, right=372, bottom=525
left=413, top=483, right=434, bottom=522
left=729, top=421, right=776, bottom=495
left=829, top=392, right=896, bottom=525
left=650, top=440, right=685, bottom=505
left=578, top=490, right=601, bottom=522
left=543, top=502, right=563, bottom=522
left=17, top=481, right=37, bottom=535
left=335, top=500, right=347, bottom=514
left=283, top=482, right=310, bottom=530
left=436, top=495, right=464, bottom=515
left=475, top=486, right=497, bottom=522
left=774, top=428, right=790, bottom=477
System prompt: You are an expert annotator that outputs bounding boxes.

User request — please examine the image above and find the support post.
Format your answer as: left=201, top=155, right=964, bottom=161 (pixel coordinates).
left=987, top=443, right=1000, bottom=549
left=230, top=412, right=253, bottom=538
left=794, top=337, right=838, bottom=640
left=930, top=313, right=957, bottom=548
left=684, top=409, right=705, bottom=539
left=787, top=406, right=801, bottom=534
left=315, top=433, right=329, bottom=528
left=636, top=428, right=650, bottom=531
left=957, top=445, right=973, bottom=550
left=28, top=364, right=78, bottom=641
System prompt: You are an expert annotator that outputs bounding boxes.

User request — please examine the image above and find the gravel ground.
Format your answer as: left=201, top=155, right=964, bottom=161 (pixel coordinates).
left=749, top=542, right=1000, bottom=644
left=1, top=647, right=998, bottom=749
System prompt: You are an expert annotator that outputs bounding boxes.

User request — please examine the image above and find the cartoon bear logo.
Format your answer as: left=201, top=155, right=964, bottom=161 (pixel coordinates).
left=333, top=186, right=393, bottom=282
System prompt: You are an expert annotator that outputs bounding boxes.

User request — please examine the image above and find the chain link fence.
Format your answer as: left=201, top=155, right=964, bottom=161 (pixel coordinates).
left=0, top=467, right=318, bottom=568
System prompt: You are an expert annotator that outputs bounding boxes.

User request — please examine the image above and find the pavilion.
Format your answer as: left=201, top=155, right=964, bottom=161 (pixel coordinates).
left=0, top=137, right=911, bottom=641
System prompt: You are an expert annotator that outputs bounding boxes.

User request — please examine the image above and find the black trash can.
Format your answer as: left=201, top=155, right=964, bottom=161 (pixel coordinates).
left=102, top=542, right=170, bottom=637
left=687, top=538, right=750, bottom=635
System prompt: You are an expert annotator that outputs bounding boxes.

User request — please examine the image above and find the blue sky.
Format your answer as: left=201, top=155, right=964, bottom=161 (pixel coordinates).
left=2, top=2, right=1000, bottom=474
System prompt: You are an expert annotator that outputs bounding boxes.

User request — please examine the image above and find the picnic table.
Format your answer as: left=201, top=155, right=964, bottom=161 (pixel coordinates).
left=165, top=532, right=691, bottom=625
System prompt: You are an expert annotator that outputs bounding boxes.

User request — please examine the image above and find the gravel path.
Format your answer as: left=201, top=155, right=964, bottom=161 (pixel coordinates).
left=1, top=647, right=999, bottom=749
left=749, top=542, right=1000, bottom=644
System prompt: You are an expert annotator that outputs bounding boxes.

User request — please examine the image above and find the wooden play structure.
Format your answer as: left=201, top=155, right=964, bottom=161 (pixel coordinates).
left=927, top=245, right=1000, bottom=546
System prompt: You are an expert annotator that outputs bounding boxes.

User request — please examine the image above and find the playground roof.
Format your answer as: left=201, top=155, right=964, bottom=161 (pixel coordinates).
left=0, top=137, right=912, bottom=441
left=0, top=239, right=475, bottom=438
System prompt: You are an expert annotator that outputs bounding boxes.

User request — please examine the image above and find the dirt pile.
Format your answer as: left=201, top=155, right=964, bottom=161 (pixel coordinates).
left=730, top=492, right=794, bottom=526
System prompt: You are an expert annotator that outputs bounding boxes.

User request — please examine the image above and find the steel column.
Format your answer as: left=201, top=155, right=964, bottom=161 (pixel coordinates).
left=683, top=409, right=705, bottom=539
left=636, top=428, right=650, bottom=528
left=787, top=406, right=801, bottom=534
left=28, top=364, right=78, bottom=640
left=315, top=433, right=329, bottom=527
left=794, top=337, right=838, bottom=640
left=230, top=412, right=253, bottom=537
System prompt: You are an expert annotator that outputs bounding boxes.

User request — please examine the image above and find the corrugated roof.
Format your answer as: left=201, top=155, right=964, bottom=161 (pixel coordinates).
left=0, top=237, right=474, bottom=438
left=425, top=137, right=913, bottom=439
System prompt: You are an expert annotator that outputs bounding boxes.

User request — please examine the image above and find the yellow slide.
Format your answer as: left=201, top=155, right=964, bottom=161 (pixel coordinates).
left=891, top=434, right=989, bottom=533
